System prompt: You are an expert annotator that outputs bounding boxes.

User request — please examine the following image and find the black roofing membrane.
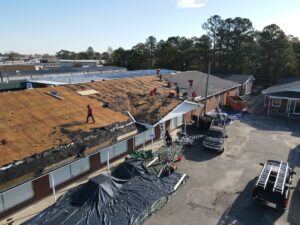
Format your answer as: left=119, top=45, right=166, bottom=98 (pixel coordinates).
left=23, top=159, right=188, bottom=225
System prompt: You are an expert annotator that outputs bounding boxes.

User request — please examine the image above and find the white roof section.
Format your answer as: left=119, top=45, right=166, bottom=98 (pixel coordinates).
left=154, top=101, right=202, bottom=126
left=27, top=79, right=68, bottom=85
left=60, top=60, right=99, bottom=63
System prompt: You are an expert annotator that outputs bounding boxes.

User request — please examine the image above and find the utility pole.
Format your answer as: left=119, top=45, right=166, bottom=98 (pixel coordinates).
left=203, top=62, right=211, bottom=115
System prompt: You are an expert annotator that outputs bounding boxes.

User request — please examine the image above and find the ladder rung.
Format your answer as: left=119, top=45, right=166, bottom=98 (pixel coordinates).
left=273, top=162, right=289, bottom=193
left=257, top=164, right=272, bottom=189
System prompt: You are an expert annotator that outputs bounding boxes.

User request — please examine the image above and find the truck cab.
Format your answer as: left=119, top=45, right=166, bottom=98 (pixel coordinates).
left=252, top=160, right=296, bottom=211
left=202, top=125, right=227, bottom=153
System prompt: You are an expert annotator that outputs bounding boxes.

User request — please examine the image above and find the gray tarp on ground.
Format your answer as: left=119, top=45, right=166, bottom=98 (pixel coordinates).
left=23, top=160, right=187, bottom=225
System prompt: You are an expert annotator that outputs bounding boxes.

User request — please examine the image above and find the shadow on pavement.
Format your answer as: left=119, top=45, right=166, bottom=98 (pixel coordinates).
left=183, top=143, right=219, bottom=162
left=217, top=178, right=284, bottom=225
left=240, top=114, right=300, bottom=138
left=288, top=179, right=300, bottom=225
left=288, top=145, right=300, bottom=168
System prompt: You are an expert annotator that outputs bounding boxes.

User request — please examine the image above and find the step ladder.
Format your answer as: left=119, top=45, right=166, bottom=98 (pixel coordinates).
left=257, top=163, right=273, bottom=189
left=273, top=162, right=288, bottom=194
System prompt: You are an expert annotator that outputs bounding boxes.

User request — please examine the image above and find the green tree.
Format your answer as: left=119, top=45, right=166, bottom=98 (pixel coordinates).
left=145, top=36, right=157, bottom=68
left=7, top=51, right=20, bottom=61
left=86, top=46, right=95, bottom=59
left=127, top=43, right=149, bottom=70
left=289, top=36, right=300, bottom=75
left=112, top=47, right=128, bottom=67
left=191, top=35, right=212, bottom=71
left=257, top=24, right=297, bottom=83
left=202, top=15, right=223, bottom=70
left=55, top=50, right=76, bottom=59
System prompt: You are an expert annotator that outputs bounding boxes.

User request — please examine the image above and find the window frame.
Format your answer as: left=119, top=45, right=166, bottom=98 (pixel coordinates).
left=271, top=98, right=281, bottom=107
left=294, top=101, right=300, bottom=114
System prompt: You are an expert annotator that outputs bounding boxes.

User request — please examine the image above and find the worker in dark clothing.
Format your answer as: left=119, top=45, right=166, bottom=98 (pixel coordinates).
left=175, top=84, right=180, bottom=97
left=86, top=105, right=95, bottom=123
left=165, top=130, right=172, bottom=147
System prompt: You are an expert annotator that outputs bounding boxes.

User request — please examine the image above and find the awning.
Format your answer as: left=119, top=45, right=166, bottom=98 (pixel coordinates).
left=154, top=101, right=202, bottom=126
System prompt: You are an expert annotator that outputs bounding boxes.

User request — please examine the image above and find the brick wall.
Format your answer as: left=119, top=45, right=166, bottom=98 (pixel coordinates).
left=89, top=153, right=101, bottom=172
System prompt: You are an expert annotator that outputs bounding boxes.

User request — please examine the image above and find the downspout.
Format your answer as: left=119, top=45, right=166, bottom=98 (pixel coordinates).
left=287, top=99, right=290, bottom=118
left=267, top=97, right=271, bottom=115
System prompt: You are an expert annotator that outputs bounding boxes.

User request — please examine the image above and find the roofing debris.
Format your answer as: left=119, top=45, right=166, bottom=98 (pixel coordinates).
left=45, top=91, right=64, bottom=100
left=77, top=89, right=99, bottom=96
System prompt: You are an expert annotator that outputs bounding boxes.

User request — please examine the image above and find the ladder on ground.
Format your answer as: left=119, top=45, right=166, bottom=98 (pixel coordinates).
left=273, top=162, right=289, bottom=194
left=257, top=163, right=273, bottom=189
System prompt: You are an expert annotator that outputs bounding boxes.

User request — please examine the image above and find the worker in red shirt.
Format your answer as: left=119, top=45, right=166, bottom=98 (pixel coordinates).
left=192, top=91, right=196, bottom=100
left=86, top=105, right=95, bottom=123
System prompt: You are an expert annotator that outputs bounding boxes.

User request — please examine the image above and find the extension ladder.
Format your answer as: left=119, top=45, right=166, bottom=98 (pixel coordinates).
left=257, top=163, right=273, bottom=189
left=273, top=162, right=289, bottom=194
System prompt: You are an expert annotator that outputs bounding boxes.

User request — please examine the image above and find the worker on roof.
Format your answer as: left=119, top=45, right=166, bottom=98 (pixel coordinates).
left=192, top=91, right=196, bottom=101
left=86, top=105, right=95, bottom=123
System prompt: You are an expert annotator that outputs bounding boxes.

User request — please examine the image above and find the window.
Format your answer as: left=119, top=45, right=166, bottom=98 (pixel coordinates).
left=49, top=165, right=72, bottom=187
left=272, top=98, right=281, bottom=107
left=294, top=101, right=300, bottom=114
left=70, top=157, right=90, bottom=177
left=114, top=141, right=128, bottom=156
left=100, top=147, right=115, bottom=163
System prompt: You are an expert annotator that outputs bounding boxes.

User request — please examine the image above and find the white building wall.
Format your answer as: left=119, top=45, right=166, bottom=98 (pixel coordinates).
left=100, top=147, right=115, bottom=164
left=49, top=165, right=72, bottom=188
left=114, top=140, right=128, bottom=156
left=70, top=158, right=90, bottom=177
left=135, top=133, right=145, bottom=147
left=2, top=182, right=34, bottom=211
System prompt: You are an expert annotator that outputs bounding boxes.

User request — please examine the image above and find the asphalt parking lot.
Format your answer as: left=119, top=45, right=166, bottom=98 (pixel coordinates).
left=144, top=114, right=300, bottom=225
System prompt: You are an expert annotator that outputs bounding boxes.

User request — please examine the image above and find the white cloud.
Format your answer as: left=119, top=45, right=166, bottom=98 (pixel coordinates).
left=176, top=0, right=205, bottom=8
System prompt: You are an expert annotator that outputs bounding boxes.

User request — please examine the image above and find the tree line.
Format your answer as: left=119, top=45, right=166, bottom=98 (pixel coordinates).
left=111, top=15, right=300, bottom=85
left=3, top=15, right=299, bottom=85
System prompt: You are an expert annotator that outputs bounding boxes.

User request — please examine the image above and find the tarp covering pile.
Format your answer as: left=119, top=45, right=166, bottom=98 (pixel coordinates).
left=23, top=159, right=188, bottom=225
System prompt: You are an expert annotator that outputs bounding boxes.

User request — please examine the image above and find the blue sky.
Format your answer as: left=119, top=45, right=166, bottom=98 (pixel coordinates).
left=1, top=0, right=299, bottom=54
